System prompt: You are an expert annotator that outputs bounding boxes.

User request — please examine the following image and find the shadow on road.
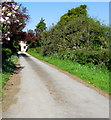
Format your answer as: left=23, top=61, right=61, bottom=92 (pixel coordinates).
left=17, top=52, right=29, bottom=58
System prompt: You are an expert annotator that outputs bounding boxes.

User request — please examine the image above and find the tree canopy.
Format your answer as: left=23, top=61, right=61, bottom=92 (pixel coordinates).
left=1, top=1, right=29, bottom=53
left=35, top=18, right=47, bottom=33
left=1, top=0, right=30, bottom=70
left=41, top=5, right=110, bottom=56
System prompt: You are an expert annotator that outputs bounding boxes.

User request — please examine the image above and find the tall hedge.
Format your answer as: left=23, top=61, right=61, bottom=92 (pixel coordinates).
left=40, top=5, right=110, bottom=71
left=53, top=50, right=110, bottom=70
left=41, top=5, right=110, bottom=56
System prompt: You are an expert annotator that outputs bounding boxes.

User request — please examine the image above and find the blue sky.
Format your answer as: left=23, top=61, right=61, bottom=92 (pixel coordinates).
left=19, top=2, right=109, bottom=31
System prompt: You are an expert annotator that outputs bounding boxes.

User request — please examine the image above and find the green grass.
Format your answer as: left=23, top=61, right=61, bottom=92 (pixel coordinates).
left=1, top=55, right=18, bottom=85
left=0, top=72, right=10, bottom=86
left=0, top=55, right=18, bottom=99
left=28, top=48, right=110, bottom=94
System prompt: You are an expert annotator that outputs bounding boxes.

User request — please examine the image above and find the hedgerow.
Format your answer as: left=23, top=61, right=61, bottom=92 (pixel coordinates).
left=39, top=5, right=110, bottom=71
left=53, top=50, right=110, bottom=71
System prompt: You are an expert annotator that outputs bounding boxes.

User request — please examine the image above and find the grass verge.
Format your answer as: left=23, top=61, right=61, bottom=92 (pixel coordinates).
left=0, top=55, right=18, bottom=99
left=28, top=48, right=110, bottom=94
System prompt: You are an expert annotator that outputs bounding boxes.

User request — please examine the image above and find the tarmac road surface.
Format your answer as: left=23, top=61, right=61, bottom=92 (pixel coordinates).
left=3, top=52, right=109, bottom=118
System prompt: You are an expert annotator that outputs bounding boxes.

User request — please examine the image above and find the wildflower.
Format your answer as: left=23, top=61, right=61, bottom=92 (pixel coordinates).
left=0, top=17, right=4, bottom=23
left=7, top=31, right=10, bottom=34
left=7, top=13, right=12, bottom=16
left=19, top=23, right=22, bottom=25
left=7, top=20, right=11, bottom=24
left=2, top=7, right=6, bottom=11
left=14, top=5, right=19, bottom=10
left=5, top=17, right=9, bottom=20
left=5, top=34, right=8, bottom=37
left=14, top=20, right=17, bottom=23
left=2, top=13, right=4, bottom=16
left=12, top=5, right=16, bottom=9
left=12, top=10, right=16, bottom=13
left=12, top=14, right=16, bottom=18
left=13, top=5, right=19, bottom=10
left=6, top=37, right=10, bottom=41
left=16, top=19, right=19, bottom=22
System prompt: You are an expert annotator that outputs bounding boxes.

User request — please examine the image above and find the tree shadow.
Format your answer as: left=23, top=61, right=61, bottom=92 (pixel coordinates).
left=17, top=53, right=29, bottom=58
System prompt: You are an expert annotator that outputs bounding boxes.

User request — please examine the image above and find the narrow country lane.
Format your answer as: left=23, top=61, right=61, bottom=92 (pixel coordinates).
left=3, top=52, right=109, bottom=118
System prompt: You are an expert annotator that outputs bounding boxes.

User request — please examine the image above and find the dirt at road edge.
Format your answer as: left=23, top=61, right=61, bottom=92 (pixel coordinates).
left=2, top=64, right=22, bottom=112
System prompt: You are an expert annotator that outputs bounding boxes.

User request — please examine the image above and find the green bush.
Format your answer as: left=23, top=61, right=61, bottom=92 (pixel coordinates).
left=2, top=53, right=18, bottom=73
left=41, top=5, right=110, bottom=58
left=2, top=48, right=12, bottom=61
left=53, top=50, right=110, bottom=71
left=2, top=58, right=15, bottom=72
left=35, top=47, right=43, bottom=54
left=29, top=47, right=43, bottom=54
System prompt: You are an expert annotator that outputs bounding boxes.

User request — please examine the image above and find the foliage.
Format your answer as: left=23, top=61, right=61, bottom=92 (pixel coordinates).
left=26, top=30, right=39, bottom=48
left=0, top=72, right=10, bottom=100
left=35, top=18, right=47, bottom=33
left=27, top=5, right=110, bottom=94
left=1, top=1, right=29, bottom=53
left=23, top=18, right=47, bottom=49
left=53, top=50, right=110, bottom=71
left=17, top=30, right=37, bottom=49
left=0, top=55, right=18, bottom=99
left=41, top=5, right=110, bottom=56
left=1, top=0, right=29, bottom=71
left=35, top=18, right=47, bottom=47
left=2, top=48, right=12, bottom=60
left=1, top=55, right=18, bottom=84
left=31, top=47, right=43, bottom=54
left=2, top=55, right=18, bottom=72
left=58, top=5, right=87, bottom=25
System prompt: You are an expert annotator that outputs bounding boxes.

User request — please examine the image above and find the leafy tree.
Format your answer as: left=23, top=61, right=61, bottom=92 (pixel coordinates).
left=1, top=0, right=29, bottom=53
left=35, top=18, right=47, bottom=33
left=1, top=0, right=29, bottom=71
left=26, top=30, right=37, bottom=48
left=35, top=18, right=47, bottom=47
left=41, top=5, right=110, bottom=56
left=58, top=4, right=87, bottom=26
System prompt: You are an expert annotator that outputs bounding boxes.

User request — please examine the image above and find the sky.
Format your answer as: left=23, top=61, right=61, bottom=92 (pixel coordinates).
left=19, top=2, right=109, bottom=31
